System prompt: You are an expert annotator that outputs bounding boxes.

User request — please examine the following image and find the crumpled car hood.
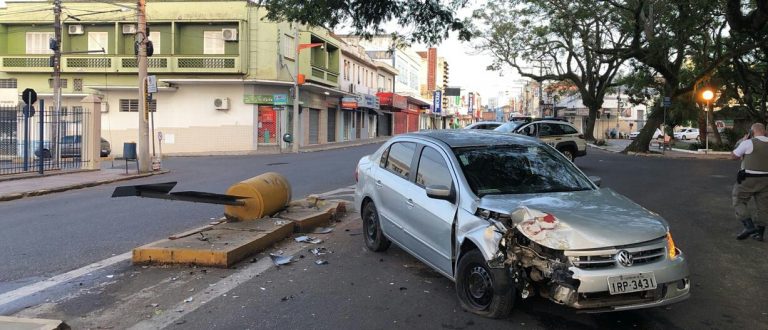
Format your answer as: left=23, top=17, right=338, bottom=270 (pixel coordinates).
left=478, top=189, right=668, bottom=250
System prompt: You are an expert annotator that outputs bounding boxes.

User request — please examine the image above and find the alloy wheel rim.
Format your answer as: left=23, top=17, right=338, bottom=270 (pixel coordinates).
left=365, top=212, right=377, bottom=243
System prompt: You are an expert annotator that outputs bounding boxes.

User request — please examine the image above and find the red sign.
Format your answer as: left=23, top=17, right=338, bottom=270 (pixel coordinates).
left=341, top=101, right=358, bottom=109
left=377, top=92, right=407, bottom=110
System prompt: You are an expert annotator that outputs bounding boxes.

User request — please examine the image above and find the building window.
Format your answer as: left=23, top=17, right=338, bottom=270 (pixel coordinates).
left=149, top=31, right=161, bottom=55
left=26, top=32, right=54, bottom=54
left=119, top=99, right=156, bottom=112
left=203, top=30, right=225, bottom=55
left=0, top=78, right=17, bottom=88
left=49, top=106, right=68, bottom=115
left=48, top=79, right=68, bottom=88
left=88, top=32, right=109, bottom=53
left=282, top=34, right=295, bottom=59
left=73, top=79, right=83, bottom=92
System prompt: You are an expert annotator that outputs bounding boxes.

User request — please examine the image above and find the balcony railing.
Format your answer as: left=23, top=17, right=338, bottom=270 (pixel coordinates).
left=310, top=64, right=339, bottom=86
left=0, top=55, right=242, bottom=74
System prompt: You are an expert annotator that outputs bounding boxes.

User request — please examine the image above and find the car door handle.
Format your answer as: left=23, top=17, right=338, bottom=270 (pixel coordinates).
left=375, top=180, right=383, bottom=187
left=406, top=199, right=415, bottom=208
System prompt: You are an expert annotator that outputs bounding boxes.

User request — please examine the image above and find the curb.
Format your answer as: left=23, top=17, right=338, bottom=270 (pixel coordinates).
left=0, top=169, right=170, bottom=202
left=588, top=144, right=731, bottom=160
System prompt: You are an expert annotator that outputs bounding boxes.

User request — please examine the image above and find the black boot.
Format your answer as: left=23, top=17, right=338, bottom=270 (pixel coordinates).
left=752, top=225, right=765, bottom=241
left=737, top=218, right=759, bottom=240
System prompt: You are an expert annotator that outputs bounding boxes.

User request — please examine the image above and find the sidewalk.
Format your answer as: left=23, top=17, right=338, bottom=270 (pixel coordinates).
left=589, top=138, right=732, bottom=160
left=0, top=137, right=388, bottom=203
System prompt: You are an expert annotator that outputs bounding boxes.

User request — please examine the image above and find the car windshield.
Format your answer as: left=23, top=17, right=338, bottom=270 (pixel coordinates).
left=454, top=145, right=594, bottom=196
left=494, top=122, right=523, bottom=133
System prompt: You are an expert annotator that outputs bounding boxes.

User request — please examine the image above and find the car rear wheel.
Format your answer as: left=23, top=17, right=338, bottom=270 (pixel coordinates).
left=456, top=249, right=514, bottom=318
left=362, top=202, right=390, bottom=252
left=558, top=148, right=575, bottom=162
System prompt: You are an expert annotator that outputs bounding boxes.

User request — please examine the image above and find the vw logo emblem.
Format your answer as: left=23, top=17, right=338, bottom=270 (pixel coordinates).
left=616, top=250, right=634, bottom=267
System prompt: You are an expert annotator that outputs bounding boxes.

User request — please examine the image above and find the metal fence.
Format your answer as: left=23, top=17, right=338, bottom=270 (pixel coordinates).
left=0, top=102, right=91, bottom=175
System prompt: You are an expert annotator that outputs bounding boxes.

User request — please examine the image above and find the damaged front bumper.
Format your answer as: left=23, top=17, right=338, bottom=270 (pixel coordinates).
left=564, top=250, right=690, bottom=312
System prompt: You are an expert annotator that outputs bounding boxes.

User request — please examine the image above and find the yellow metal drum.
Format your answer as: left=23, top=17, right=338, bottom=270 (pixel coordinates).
left=224, top=172, right=292, bottom=221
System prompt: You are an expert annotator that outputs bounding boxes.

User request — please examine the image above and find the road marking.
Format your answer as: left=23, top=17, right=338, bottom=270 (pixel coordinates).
left=314, top=185, right=355, bottom=198
left=0, top=252, right=131, bottom=307
left=128, top=244, right=305, bottom=329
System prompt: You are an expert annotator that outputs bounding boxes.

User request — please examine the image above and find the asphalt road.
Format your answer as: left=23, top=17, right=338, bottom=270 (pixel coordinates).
left=4, top=146, right=768, bottom=329
left=0, top=144, right=380, bottom=291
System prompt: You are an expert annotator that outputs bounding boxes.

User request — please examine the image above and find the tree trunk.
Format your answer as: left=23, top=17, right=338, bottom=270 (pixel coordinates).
left=697, top=108, right=707, bottom=144
left=623, top=108, right=664, bottom=153
left=584, top=106, right=598, bottom=141
left=708, top=108, right=722, bottom=145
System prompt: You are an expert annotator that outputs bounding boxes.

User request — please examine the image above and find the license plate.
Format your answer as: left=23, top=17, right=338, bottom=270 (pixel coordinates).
left=607, top=273, right=657, bottom=295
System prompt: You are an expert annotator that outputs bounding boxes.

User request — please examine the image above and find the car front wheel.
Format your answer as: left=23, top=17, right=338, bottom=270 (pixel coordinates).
left=455, top=249, right=514, bottom=318
left=362, top=201, right=390, bottom=252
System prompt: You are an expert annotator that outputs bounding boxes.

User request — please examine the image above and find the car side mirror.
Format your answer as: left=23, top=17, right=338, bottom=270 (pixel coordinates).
left=426, top=184, right=455, bottom=203
left=588, top=176, right=602, bottom=187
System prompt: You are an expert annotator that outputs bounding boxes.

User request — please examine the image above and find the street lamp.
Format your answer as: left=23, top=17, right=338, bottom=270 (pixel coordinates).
left=702, top=89, right=714, bottom=153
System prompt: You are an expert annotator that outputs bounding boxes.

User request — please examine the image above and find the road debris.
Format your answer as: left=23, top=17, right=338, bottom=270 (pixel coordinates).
left=197, top=232, right=208, bottom=241
left=310, top=247, right=330, bottom=256
left=269, top=253, right=294, bottom=266
left=312, top=227, right=334, bottom=234
left=315, top=259, right=329, bottom=265
left=294, top=235, right=323, bottom=244
left=184, top=297, right=194, bottom=303
left=106, top=275, right=114, bottom=279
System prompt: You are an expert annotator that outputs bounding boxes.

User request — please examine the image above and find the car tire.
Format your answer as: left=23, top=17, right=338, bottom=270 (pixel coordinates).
left=682, top=135, right=687, bottom=140
left=362, top=202, right=391, bottom=252
left=559, top=148, right=575, bottom=162
left=455, top=249, right=514, bottom=318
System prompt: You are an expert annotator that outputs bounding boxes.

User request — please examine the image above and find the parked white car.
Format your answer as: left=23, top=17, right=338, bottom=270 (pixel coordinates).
left=629, top=128, right=662, bottom=139
left=674, top=128, right=699, bottom=140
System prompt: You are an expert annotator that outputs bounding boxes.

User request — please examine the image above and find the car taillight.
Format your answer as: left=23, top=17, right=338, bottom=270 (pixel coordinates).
left=667, top=232, right=679, bottom=259
left=578, top=134, right=584, bottom=139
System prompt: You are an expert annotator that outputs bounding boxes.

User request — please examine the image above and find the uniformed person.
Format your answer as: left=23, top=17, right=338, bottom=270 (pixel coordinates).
left=731, top=123, right=768, bottom=241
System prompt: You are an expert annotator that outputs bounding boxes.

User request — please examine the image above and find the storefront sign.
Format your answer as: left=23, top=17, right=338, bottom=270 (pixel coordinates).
left=433, top=90, right=442, bottom=113
left=377, top=92, right=407, bottom=110
left=244, top=94, right=293, bottom=105
left=357, top=93, right=380, bottom=109
left=341, top=97, right=358, bottom=109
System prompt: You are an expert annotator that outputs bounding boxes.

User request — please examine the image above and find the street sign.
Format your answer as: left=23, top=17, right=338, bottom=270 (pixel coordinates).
left=273, top=94, right=288, bottom=106
left=22, top=104, right=35, bottom=117
left=146, top=75, right=158, bottom=93
left=663, top=96, right=671, bottom=107
left=22, top=88, right=37, bottom=105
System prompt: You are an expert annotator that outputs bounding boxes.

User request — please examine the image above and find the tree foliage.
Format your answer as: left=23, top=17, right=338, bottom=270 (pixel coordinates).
left=253, top=0, right=472, bottom=44
left=471, top=0, right=630, bottom=141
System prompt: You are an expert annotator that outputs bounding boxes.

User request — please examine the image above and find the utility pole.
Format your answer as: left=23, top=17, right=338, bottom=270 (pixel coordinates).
left=292, top=27, right=300, bottom=153
left=137, top=0, right=150, bottom=172
left=53, top=0, right=62, bottom=162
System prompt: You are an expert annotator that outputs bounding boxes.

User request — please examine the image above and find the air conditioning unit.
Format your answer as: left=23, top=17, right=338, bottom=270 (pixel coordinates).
left=122, top=24, right=137, bottom=34
left=214, top=97, right=230, bottom=110
left=222, top=28, right=238, bottom=41
left=68, top=25, right=84, bottom=35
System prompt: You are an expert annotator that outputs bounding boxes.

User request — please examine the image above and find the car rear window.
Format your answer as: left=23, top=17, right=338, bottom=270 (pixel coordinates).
left=454, top=145, right=593, bottom=196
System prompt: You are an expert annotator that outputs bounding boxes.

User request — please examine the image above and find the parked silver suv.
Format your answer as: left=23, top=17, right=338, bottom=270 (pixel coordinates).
left=354, top=130, right=689, bottom=318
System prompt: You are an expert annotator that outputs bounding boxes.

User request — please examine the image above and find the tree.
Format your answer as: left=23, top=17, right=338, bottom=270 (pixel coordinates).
left=471, top=0, right=630, bottom=141
left=253, top=0, right=472, bottom=44
left=603, top=0, right=742, bottom=153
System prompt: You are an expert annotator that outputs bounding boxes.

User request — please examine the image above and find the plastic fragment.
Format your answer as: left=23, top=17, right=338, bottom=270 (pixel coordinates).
left=269, top=253, right=294, bottom=266
left=315, top=259, right=328, bottom=265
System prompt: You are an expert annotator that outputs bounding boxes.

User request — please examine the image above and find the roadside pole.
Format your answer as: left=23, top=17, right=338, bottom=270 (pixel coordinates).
left=137, top=0, right=150, bottom=172
left=663, top=96, right=671, bottom=154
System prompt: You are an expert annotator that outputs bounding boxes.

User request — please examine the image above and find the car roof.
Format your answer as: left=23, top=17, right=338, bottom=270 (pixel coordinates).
left=398, top=130, right=541, bottom=148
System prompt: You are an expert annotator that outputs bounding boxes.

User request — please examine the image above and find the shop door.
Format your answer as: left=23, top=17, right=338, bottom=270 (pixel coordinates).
left=309, top=109, right=320, bottom=145
left=327, top=108, right=337, bottom=142
left=356, top=111, right=363, bottom=139
left=377, top=113, right=391, bottom=137
left=258, top=106, right=277, bottom=144
left=407, top=113, right=419, bottom=132
left=394, top=112, right=407, bottom=135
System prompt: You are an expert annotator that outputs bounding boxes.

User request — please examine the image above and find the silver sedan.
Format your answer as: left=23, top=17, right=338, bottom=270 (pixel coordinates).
left=354, top=130, right=689, bottom=318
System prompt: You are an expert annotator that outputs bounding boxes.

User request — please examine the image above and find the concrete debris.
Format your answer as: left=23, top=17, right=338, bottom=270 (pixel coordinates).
left=315, top=259, right=328, bottom=265
left=312, top=227, right=334, bottom=234
left=294, top=236, right=323, bottom=244
left=269, top=253, right=294, bottom=266
left=150, top=303, right=159, bottom=308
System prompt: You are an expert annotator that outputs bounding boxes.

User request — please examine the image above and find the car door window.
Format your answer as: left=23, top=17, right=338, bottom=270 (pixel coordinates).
left=415, top=147, right=453, bottom=189
left=538, top=123, right=554, bottom=137
left=559, top=124, right=578, bottom=135
left=383, top=142, right=417, bottom=180
left=520, top=124, right=536, bottom=136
